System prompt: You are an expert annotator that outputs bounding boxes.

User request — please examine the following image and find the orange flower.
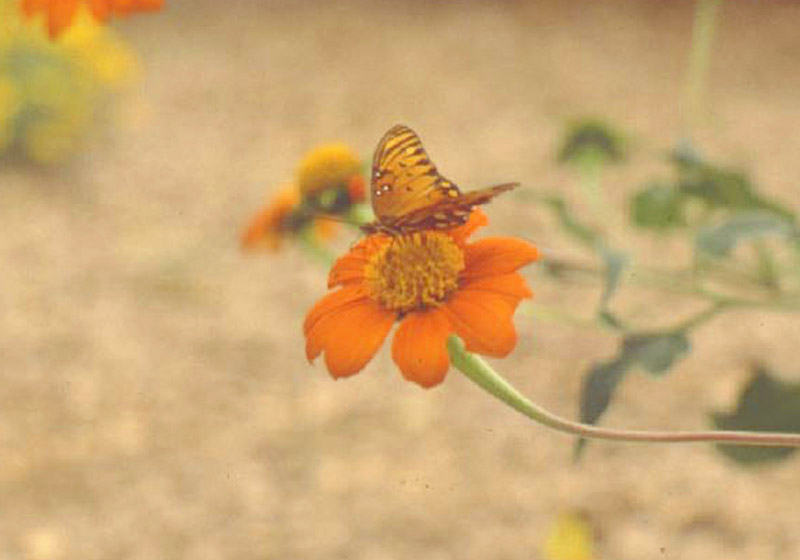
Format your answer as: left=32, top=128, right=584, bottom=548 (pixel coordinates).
left=296, top=143, right=366, bottom=215
left=21, top=0, right=164, bottom=38
left=241, top=185, right=302, bottom=251
left=241, top=185, right=338, bottom=251
left=346, top=174, right=366, bottom=204
left=304, top=210, right=539, bottom=388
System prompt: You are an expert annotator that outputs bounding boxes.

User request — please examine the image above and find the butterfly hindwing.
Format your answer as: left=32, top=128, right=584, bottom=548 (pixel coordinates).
left=393, top=182, right=518, bottom=232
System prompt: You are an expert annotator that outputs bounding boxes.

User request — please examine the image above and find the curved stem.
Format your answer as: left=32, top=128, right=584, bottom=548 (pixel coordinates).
left=540, top=256, right=800, bottom=312
left=683, top=0, right=722, bottom=135
left=447, top=336, right=800, bottom=448
left=298, top=230, right=336, bottom=266
left=674, top=300, right=727, bottom=332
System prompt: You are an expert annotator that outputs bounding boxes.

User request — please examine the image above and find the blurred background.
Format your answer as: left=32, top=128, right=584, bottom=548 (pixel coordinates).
left=1, top=1, right=799, bottom=559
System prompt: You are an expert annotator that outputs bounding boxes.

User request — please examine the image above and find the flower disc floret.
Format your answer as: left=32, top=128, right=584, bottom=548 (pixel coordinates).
left=364, top=232, right=464, bottom=314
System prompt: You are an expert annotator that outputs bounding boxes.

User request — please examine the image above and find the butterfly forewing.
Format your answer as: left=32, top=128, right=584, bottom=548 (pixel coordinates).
left=371, top=125, right=460, bottom=223
left=366, top=124, right=517, bottom=235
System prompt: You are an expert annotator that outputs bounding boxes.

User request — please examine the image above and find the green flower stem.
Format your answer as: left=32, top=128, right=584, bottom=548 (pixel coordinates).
left=447, top=335, right=800, bottom=447
left=348, top=203, right=375, bottom=228
left=540, top=256, right=800, bottom=312
left=753, top=241, right=780, bottom=292
left=674, top=300, right=728, bottom=332
left=523, top=303, right=620, bottom=333
left=298, top=230, right=336, bottom=266
left=684, top=0, right=722, bottom=135
left=576, top=153, right=605, bottom=212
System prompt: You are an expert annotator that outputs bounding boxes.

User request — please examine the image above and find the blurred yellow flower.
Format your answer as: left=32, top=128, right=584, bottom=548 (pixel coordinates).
left=241, top=142, right=368, bottom=253
left=543, top=513, right=594, bottom=560
left=21, top=0, right=163, bottom=39
left=59, top=9, right=140, bottom=88
left=296, top=143, right=364, bottom=198
left=0, top=0, right=139, bottom=163
left=0, top=78, right=20, bottom=150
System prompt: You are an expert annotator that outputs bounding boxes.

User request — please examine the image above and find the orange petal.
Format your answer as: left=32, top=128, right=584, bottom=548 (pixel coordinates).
left=460, top=272, right=533, bottom=305
left=303, top=285, right=367, bottom=337
left=305, top=293, right=395, bottom=379
left=312, top=218, right=339, bottom=242
left=327, top=244, right=368, bottom=288
left=462, top=237, right=539, bottom=280
left=327, top=235, right=390, bottom=287
left=391, top=308, right=452, bottom=388
left=21, top=0, right=47, bottom=16
left=37, top=0, right=80, bottom=37
left=448, top=209, right=488, bottom=246
left=88, top=0, right=112, bottom=20
left=441, top=289, right=521, bottom=357
left=240, top=185, right=300, bottom=250
left=240, top=206, right=281, bottom=250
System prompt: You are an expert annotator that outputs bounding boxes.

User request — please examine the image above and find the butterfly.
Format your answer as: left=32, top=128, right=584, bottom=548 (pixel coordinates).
left=361, top=125, right=518, bottom=235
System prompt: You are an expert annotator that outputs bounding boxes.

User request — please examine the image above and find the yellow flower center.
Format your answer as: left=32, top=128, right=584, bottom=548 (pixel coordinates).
left=364, top=232, right=465, bottom=314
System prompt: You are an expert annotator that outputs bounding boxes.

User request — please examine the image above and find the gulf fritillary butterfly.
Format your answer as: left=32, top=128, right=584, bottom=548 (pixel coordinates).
left=361, top=125, right=518, bottom=235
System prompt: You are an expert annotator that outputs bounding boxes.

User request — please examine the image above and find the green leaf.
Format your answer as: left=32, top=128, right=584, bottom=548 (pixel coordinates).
left=672, top=155, right=796, bottom=221
left=630, top=182, right=687, bottom=230
left=576, top=359, right=628, bottom=458
left=695, top=211, right=797, bottom=258
left=678, top=162, right=758, bottom=209
left=621, top=331, right=691, bottom=376
left=598, top=247, right=628, bottom=311
left=576, top=330, right=691, bottom=458
left=580, top=360, right=629, bottom=427
left=558, top=118, right=626, bottom=166
left=712, top=367, right=800, bottom=465
left=597, top=309, right=625, bottom=331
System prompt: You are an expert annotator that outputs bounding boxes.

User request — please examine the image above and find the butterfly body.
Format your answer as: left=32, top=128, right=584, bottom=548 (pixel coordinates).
left=362, top=125, right=518, bottom=235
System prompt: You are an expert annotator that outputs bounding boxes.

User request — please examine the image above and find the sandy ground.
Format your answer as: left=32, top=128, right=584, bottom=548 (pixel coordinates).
left=1, top=1, right=800, bottom=559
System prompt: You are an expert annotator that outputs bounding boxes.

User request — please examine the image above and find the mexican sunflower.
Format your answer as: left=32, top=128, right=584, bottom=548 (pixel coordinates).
left=304, top=210, right=539, bottom=388
left=296, top=142, right=367, bottom=215
left=296, top=143, right=365, bottom=200
left=241, top=143, right=366, bottom=251
left=241, top=184, right=338, bottom=251
left=21, top=0, right=163, bottom=38
left=241, top=185, right=303, bottom=251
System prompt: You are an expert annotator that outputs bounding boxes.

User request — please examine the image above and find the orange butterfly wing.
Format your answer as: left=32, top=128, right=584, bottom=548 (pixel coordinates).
left=369, top=125, right=456, bottom=222
left=365, top=125, right=517, bottom=234
left=392, top=182, right=518, bottom=231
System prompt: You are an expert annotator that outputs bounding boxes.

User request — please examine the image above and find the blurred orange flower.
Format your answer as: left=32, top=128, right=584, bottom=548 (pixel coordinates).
left=296, top=143, right=366, bottom=216
left=242, top=143, right=366, bottom=252
left=304, top=210, right=539, bottom=388
left=242, top=185, right=301, bottom=251
left=21, top=0, right=163, bottom=38
left=240, top=185, right=339, bottom=252
left=346, top=174, right=366, bottom=204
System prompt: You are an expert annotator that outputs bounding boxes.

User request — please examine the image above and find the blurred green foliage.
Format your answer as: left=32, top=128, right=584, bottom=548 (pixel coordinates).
left=713, top=367, right=800, bottom=465
left=544, top=119, right=800, bottom=463
left=558, top=118, right=626, bottom=167
left=0, top=0, right=138, bottom=163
